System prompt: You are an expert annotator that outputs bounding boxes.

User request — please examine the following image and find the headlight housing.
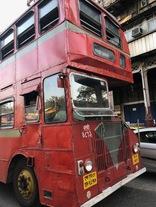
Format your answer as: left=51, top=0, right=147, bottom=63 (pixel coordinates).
left=84, top=160, right=93, bottom=172
left=133, top=143, right=139, bottom=153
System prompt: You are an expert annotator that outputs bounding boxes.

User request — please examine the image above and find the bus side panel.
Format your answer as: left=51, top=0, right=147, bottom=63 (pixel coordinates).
left=36, top=153, right=78, bottom=207
left=67, top=30, right=133, bottom=83
left=65, top=0, right=80, bottom=25
left=16, top=43, right=38, bottom=82
left=0, top=160, right=8, bottom=182
left=0, top=57, right=15, bottom=89
left=0, top=138, right=21, bottom=182
left=38, top=31, right=67, bottom=72
left=39, top=124, right=79, bottom=207
left=1, top=30, right=68, bottom=84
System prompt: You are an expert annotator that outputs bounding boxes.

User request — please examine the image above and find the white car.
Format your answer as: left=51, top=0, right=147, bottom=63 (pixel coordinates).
left=134, top=127, right=156, bottom=172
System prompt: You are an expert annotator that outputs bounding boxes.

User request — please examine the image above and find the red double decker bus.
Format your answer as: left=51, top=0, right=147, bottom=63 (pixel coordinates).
left=0, top=0, right=145, bottom=207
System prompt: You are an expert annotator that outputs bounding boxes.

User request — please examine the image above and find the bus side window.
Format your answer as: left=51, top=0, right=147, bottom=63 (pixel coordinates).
left=24, top=92, right=39, bottom=123
left=16, top=11, right=35, bottom=49
left=44, top=74, right=67, bottom=123
left=38, top=0, right=59, bottom=33
left=79, top=0, right=102, bottom=37
left=105, top=17, right=121, bottom=48
left=0, top=100, right=14, bottom=128
left=0, top=29, right=14, bottom=60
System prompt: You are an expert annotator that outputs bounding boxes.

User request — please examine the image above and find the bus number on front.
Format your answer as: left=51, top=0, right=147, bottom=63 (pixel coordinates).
left=82, top=124, right=93, bottom=138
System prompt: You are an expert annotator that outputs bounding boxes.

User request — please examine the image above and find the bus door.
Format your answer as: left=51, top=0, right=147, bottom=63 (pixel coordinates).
left=41, top=73, right=77, bottom=206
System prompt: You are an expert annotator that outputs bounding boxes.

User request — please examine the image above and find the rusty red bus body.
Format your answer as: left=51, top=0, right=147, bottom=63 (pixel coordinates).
left=0, top=0, right=145, bottom=207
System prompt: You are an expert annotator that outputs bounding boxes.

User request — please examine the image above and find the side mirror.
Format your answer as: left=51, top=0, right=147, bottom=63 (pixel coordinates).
left=57, top=77, right=64, bottom=88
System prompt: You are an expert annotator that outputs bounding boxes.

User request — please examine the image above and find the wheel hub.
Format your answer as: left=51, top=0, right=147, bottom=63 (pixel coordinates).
left=17, top=169, right=34, bottom=200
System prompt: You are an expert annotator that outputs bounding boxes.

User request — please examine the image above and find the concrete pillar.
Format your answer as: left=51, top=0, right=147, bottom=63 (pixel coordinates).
left=140, top=68, right=153, bottom=127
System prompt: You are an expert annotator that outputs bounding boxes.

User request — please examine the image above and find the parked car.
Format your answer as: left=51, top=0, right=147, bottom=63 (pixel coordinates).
left=134, top=127, right=156, bottom=172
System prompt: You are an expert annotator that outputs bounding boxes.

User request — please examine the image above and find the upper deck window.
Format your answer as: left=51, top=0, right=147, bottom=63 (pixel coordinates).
left=105, top=17, right=121, bottom=47
left=17, top=12, right=35, bottom=48
left=0, top=29, right=14, bottom=60
left=120, top=54, right=126, bottom=68
left=79, top=0, right=102, bottom=37
left=94, top=43, right=115, bottom=62
left=39, top=0, right=59, bottom=33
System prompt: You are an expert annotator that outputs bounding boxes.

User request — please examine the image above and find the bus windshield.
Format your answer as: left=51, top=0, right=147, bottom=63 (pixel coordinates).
left=70, top=73, right=113, bottom=117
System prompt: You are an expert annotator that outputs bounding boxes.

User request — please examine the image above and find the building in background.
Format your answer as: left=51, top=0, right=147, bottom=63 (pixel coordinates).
left=94, top=0, right=156, bottom=127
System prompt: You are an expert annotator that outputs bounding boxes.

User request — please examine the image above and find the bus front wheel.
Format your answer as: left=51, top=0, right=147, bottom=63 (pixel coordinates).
left=13, top=161, right=40, bottom=207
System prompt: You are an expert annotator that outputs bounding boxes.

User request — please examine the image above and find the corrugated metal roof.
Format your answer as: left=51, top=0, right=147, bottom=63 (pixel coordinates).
left=129, top=32, right=156, bottom=57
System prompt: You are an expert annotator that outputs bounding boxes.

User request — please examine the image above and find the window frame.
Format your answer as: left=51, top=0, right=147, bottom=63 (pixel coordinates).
left=93, top=43, right=115, bottom=62
left=0, top=28, right=14, bottom=60
left=69, top=72, right=113, bottom=118
left=0, top=97, right=15, bottom=129
left=105, top=17, right=121, bottom=48
left=138, top=130, right=156, bottom=143
left=120, top=54, right=126, bottom=68
left=140, top=0, right=148, bottom=9
left=38, top=0, right=59, bottom=34
left=23, top=91, right=40, bottom=124
left=43, top=73, right=67, bottom=124
left=79, top=0, right=102, bottom=37
left=16, top=11, right=35, bottom=49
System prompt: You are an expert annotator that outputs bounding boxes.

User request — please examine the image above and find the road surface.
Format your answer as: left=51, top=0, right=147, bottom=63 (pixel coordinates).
left=0, top=172, right=156, bottom=207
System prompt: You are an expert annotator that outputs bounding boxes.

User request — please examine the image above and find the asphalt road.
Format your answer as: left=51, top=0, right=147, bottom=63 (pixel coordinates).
left=0, top=183, right=20, bottom=207
left=95, top=172, right=156, bottom=207
left=0, top=172, right=156, bottom=207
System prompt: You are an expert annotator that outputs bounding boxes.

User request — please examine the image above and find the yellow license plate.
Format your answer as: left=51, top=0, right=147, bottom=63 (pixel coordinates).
left=83, top=172, right=97, bottom=190
left=132, top=153, right=139, bottom=165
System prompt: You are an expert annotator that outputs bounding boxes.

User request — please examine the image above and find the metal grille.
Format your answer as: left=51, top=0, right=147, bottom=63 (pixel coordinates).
left=94, top=122, right=123, bottom=171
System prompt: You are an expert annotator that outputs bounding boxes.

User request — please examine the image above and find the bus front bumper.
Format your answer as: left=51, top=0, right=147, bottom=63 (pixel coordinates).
left=80, top=167, right=146, bottom=207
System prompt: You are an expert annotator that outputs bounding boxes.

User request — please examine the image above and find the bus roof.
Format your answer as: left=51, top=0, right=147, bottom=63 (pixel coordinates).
left=0, top=0, right=121, bottom=36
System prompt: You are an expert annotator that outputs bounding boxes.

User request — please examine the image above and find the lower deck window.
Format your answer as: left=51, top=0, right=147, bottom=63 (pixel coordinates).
left=0, top=100, right=14, bottom=128
left=24, top=92, right=39, bottom=123
left=44, top=74, right=67, bottom=123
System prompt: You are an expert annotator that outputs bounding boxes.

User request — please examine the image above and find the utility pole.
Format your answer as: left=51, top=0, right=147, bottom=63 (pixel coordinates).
left=140, top=67, right=153, bottom=127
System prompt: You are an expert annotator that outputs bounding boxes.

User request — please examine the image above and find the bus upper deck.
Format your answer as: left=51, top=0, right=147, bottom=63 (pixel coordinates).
left=0, top=0, right=132, bottom=92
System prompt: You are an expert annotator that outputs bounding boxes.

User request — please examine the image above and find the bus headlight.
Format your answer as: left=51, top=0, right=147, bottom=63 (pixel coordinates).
left=84, top=160, right=93, bottom=172
left=133, top=143, right=139, bottom=153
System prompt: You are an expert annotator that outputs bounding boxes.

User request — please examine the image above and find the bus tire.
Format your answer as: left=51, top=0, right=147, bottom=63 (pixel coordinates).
left=13, top=161, right=40, bottom=207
